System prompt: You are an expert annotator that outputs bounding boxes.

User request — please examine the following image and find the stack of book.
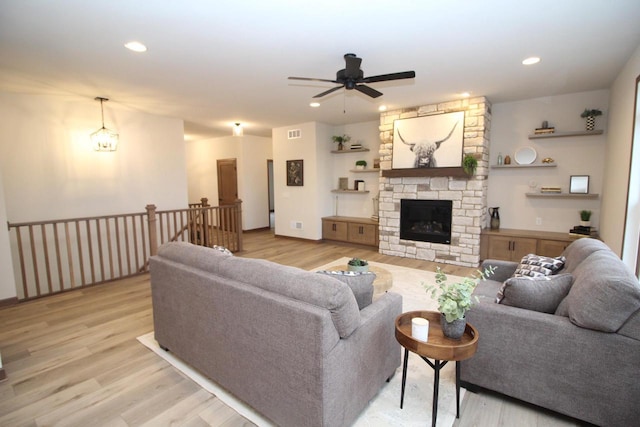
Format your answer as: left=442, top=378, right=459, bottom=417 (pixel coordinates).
left=569, top=225, right=598, bottom=237
left=350, top=143, right=363, bottom=150
left=534, top=127, right=555, bottom=135
left=540, top=186, right=562, bottom=193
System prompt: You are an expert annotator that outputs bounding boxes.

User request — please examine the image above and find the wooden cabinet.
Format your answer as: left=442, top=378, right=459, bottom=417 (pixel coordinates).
left=481, top=228, right=588, bottom=262
left=537, top=239, right=571, bottom=257
left=322, top=216, right=379, bottom=247
left=485, top=235, right=537, bottom=261
left=322, top=219, right=348, bottom=242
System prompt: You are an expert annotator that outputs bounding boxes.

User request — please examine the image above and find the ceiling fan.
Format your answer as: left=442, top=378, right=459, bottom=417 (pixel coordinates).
left=288, top=53, right=415, bottom=99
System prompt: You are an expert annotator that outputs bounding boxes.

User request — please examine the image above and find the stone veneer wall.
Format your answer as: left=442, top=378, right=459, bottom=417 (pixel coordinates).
left=378, top=97, right=491, bottom=267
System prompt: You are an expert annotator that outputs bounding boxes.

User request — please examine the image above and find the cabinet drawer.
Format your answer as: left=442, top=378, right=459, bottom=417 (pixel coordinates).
left=347, top=223, right=378, bottom=246
left=322, top=220, right=348, bottom=241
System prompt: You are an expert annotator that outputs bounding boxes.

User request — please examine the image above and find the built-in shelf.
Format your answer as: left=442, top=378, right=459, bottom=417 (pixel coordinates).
left=491, top=163, right=557, bottom=169
left=332, top=189, right=370, bottom=194
left=349, top=168, right=380, bottom=173
left=525, top=192, right=599, bottom=199
left=331, top=148, right=370, bottom=153
left=528, top=130, right=604, bottom=140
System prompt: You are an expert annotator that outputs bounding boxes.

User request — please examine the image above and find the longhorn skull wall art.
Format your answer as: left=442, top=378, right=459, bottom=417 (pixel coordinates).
left=391, top=111, right=465, bottom=169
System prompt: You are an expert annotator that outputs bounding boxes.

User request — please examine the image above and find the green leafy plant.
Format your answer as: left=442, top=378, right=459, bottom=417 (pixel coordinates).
left=424, top=266, right=496, bottom=323
left=347, top=257, right=368, bottom=267
left=580, top=109, right=602, bottom=118
left=355, top=160, right=367, bottom=167
left=580, top=210, right=592, bottom=221
left=331, top=134, right=351, bottom=144
left=462, top=154, right=478, bottom=176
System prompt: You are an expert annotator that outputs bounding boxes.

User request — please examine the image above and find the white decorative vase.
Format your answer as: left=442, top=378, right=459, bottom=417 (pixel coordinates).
left=580, top=220, right=591, bottom=227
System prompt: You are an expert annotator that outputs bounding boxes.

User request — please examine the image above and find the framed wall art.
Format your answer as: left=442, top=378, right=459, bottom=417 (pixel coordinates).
left=391, top=111, right=465, bottom=169
left=569, top=175, right=590, bottom=194
left=286, top=159, right=304, bottom=186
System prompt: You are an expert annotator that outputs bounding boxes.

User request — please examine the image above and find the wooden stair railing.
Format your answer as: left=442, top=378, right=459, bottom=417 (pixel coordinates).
left=7, top=198, right=243, bottom=300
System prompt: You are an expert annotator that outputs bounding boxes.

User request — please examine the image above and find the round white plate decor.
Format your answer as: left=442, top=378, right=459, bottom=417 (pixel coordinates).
left=515, top=146, right=537, bottom=164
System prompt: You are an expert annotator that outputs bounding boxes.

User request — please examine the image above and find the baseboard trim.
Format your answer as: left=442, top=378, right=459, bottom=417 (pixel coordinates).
left=0, top=297, right=18, bottom=308
left=273, top=234, right=322, bottom=244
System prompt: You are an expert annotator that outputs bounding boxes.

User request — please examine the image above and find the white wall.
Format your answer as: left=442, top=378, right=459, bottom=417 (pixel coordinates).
left=239, top=135, right=273, bottom=230
left=603, top=42, right=640, bottom=265
left=273, top=122, right=333, bottom=240
left=0, top=170, right=17, bottom=300
left=488, top=90, right=609, bottom=232
left=0, top=93, right=188, bottom=221
left=185, top=134, right=272, bottom=230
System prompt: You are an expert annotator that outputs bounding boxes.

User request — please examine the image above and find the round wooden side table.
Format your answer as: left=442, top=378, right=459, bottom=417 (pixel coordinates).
left=395, top=310, right=479, bottom=427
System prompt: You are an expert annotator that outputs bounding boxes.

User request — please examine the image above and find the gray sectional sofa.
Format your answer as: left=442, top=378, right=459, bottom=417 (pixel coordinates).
left=150, top=242, right=402, bottom=427
left=461, top=238, right=640, bottom=426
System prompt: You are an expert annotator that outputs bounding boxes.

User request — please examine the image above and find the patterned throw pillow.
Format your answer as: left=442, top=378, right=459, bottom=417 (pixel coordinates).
left=316, top=270, right=376, bottom=310
left=513, top=254, right=565, bottom=277
left=212, top=245, right=233, bottom=255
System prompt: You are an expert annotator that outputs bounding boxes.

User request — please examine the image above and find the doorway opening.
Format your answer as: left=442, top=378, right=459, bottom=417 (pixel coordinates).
left=267, top=159, right=275, bottom=229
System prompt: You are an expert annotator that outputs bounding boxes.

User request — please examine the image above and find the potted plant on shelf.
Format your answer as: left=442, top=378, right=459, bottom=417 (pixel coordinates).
left=347, top=257, right=369, bottom=272
left=580, top=108, right=602, bottom=131
left=424, top=266, right=495, bottom=339
left=580, top=210, right=592, bottom=227
left=332, top=134, right=351, bottom=151
left=355, top=160, right=367, bottom=170
left=462, top=154, right=478, bottom=176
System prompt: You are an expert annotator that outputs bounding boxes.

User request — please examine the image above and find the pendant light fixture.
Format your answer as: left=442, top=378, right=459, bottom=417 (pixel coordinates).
left=91, top=97, right=119, bottom=151
left=232, top=122, right=243, bottom=137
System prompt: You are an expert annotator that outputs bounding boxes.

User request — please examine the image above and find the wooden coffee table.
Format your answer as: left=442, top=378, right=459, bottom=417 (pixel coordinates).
left=395, top=310, right=479, bottom=427
left=324, top=264, right=392, bottom=296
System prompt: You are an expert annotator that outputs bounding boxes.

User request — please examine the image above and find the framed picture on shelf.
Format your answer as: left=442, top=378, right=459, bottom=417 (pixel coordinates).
left=286, top=160, right=303, bottom=186
left=569, top=175, right=589, bottom=194
left=338, top=177, right=348, bottom=190
left=391, top=111, right=464, bottom=169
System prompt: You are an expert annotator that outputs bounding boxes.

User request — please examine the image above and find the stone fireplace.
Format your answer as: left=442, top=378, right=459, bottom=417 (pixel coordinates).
left=377, top=97, right=491, bottom=267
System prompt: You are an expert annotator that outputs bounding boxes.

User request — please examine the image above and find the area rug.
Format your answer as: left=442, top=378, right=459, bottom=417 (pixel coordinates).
left=138, top=258, right=465, bottom=427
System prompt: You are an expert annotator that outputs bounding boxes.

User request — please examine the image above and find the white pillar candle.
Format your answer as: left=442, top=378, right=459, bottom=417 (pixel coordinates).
left=411, top=317, right=429, bottom=342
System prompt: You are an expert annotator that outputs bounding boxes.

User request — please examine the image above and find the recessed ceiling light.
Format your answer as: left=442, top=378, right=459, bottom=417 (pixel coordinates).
left=309, top=102, right=320, bottom=108
left=125, top=41, right=147, bottom=52
left=522, top=56, right=540, bottom=65
left=460, top=92, right=471, bottom=98
left=378, top=105, right=387, bottom=112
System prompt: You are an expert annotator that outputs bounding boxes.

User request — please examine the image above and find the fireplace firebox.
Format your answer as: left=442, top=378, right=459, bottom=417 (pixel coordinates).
left=400, top=199, right=452, bottom=244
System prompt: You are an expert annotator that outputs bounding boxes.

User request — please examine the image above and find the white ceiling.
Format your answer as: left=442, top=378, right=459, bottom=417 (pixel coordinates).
left=1, top=0, right=640, bottom=139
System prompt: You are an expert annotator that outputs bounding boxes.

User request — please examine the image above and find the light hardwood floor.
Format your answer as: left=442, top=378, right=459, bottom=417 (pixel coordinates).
left=0, top=230, right=581, bottom=426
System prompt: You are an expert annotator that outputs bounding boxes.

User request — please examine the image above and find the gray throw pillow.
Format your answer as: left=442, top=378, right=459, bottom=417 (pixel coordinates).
left=496, top=273, right=574, bottom=314
left=316, top=270, right=376, bottom=310
left=513, top=254, right=566, bottom=277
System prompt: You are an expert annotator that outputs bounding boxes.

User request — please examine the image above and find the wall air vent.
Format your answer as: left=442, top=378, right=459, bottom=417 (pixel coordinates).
left=288, top=129, right=301, bottom=139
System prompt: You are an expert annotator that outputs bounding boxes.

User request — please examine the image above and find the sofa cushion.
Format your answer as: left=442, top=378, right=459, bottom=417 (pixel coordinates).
left=316, top=270, right=376, bottom=310
left=513, top=254, right=565, bottom=277
left=561, top=237, right=610, bottom=273
left=217, top=256, right=361, bottom=338
left=559, top=250, right=640, bottom=332
left=496, top=274, right=573, bottom=313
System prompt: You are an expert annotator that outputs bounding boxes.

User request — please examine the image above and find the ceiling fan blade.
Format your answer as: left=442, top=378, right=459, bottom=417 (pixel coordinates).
left=288, top=77, right=338, bottom=83
left=344, top=54, right=362, bottom=78
left=313, top=86, right=344, bottom=98
left=355, top=84, right=383, bottom=98
left=362, top=71, right=416, bottom=83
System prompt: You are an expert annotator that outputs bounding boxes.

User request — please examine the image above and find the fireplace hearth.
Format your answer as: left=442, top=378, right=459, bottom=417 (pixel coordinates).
left=400, top=199, right=452, bottom=244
